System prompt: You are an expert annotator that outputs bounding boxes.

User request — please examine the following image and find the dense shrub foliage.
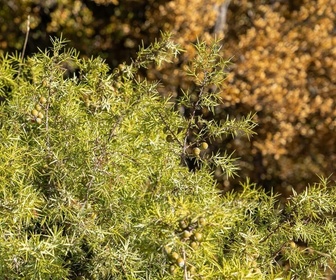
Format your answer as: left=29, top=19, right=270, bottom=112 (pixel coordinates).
left=1, top=35, right=336, bottom=279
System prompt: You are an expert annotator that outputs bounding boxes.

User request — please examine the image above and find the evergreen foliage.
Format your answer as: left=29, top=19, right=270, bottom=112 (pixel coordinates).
left=0, top=34, right=335, bottom=279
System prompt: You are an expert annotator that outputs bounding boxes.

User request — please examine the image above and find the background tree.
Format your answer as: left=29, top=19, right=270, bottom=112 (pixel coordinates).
left=221, top=0, right=336, bottom=194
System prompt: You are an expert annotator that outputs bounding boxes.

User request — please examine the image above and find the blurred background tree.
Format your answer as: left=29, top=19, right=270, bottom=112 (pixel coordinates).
left=1, top=0, right=335, bottom=195
left=221, top=0, right=336, bottom=195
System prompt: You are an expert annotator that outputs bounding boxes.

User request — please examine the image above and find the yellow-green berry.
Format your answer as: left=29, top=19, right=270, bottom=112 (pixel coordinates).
left=39, top=96, right=47, bottom=104
left=169, top=265, right=176, bottom=274
left=193, top=232, right=202, bottom=242
left=188, top=266, right=196, bottom=275
left=31, top=109, right=39, bottom=117
left=198, top=217, right=206, bottom=227
left=176, top=257, right=185, bottom=267
left=171, top=252, right=179, bottom=260
left=290, top=241, right=296, bottom=248
left=193, top=147, right=201, bottom=156
left=179, top=220, right=188, bottom=229
left=182, top=230, right=192, bottom=239
left=190, top=241, right=198, bottom=249
left=164, top=245, right=172, bottom=255
left=200, top=142, right=208, bottom=150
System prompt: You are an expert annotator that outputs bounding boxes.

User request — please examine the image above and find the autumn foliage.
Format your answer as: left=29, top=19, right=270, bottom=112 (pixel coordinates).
left=221, top=0, right=336, bottom=193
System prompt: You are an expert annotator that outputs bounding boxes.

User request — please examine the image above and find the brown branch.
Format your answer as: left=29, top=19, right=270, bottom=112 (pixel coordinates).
left=213, top=0, right=232, bottom=36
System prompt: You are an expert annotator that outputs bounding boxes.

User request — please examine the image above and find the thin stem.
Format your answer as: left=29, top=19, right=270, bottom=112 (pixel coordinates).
left=183, top=71, right=209, bottom=153
left=157, top=112, right=183, bottom=147
left=182, top=248, right=189, bottom=280
left=18, top=15, right=30, bottom=76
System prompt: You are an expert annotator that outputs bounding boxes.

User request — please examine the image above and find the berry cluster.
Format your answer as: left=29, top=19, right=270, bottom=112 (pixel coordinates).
left=30, top=96, right=47, bottom=124
left=192, top=141, right=208, bottom=157
left=164, top=216, right=207, bottom=276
